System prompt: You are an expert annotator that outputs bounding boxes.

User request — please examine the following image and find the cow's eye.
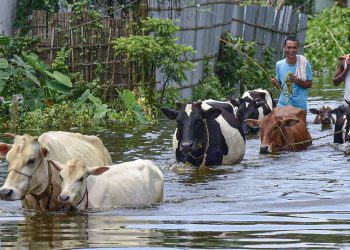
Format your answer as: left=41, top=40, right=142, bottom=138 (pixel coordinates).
left=59, top=175, right=63, bottom=181
left=78, top=177, right=84, bottom=182
left=274, top=125, right=279, bottom=130
left=27, top=157, right=35, bottom=165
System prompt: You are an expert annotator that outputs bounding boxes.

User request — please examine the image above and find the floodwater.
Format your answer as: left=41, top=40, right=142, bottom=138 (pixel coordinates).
left=1, top=72, right=350, bottom=249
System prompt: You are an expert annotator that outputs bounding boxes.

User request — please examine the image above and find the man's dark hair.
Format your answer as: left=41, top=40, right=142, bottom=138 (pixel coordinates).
left=284, top=36, right=299, bottom=46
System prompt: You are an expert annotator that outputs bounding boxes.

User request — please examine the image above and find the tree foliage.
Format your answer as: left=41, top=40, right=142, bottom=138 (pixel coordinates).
left=113, top=17, right=196, bottom=106
left=305, top=6, right=350, bottom=72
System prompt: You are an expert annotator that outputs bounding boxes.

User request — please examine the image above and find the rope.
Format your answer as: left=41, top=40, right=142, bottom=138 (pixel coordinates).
left=279, top=128, right=345, bottom=150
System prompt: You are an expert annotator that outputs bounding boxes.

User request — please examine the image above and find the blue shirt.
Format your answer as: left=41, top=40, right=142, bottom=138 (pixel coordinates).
left=276, top=58, right=312, bottom=112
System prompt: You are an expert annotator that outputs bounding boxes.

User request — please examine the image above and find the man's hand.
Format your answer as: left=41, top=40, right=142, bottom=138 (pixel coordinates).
left=290, top=74, right=300, bottom=84
left=272, top=77, right=281, bottom=91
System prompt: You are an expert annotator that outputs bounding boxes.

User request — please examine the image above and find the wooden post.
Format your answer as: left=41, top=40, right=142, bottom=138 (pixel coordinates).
left=139, top=0, right=148, bottom=20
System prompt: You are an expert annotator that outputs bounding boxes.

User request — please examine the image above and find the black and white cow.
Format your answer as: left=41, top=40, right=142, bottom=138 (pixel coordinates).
left=332, top=101, right=350, bottom=144
left=161, top=101, right=245, bottom=167
left=230, top=89, right=275, bottom=134
left=203, top=99, right=237, bottom=116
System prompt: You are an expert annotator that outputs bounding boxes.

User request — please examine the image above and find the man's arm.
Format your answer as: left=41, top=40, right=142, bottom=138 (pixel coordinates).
left=333, top=59, right=348, bottom=86
left=291, top=61, right=312, bottom=89
left=293, top=78, right=312, bottom=89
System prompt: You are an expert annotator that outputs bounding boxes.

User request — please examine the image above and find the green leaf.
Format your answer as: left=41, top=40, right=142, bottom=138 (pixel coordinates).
left=12, top=55, right=32, bottom=69
left=93, top=104, right=110, bottom=120
left=44, top=70, right=72, bottom=87
left=46, top=79, right=72, bottom=93
left=23, top=89, right=45, bottom=111
left=22, top=52, right=47, bottom=73
left=24, top=69, right=41, bottom=86
left=88, top=94, right=102, bottom=107
left=0, top=36, right=11, bottom=46
left=117, top=89, right=148, bottom=124
left=106, top=110, right=118, bottom=121
left=73, top=89, right=91, bottom=108
left=0, top=58, right=9, bottom=69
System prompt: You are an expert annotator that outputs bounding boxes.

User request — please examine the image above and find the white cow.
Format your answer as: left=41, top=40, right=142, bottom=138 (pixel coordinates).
left=0, top=131, right=112, bottom=211
left=49, top=158, right=164, bottom=210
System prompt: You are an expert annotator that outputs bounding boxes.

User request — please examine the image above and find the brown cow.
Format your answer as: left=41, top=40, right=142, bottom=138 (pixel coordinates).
left=245, top=105, right=312, bottom=154
left=309, top=105, right=335, bottom=127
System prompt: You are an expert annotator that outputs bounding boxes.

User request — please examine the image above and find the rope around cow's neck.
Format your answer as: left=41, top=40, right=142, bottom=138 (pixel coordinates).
left=74, top=187, right=88, bottom=210
left=279, top=128, right=346, bottom=150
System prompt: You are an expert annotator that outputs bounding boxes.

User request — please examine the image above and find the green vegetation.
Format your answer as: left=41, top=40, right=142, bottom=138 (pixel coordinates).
left=192, top=57, right=226, bottom=101
left=305, top=6, right=350, bottom=72
left=215, top=33, right=275, bottom=96
left=113, top=17, right=196, bottom=108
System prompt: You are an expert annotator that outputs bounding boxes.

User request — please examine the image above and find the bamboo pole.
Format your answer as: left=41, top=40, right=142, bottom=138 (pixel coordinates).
left=219, top=38, right=282, bottom=91
left=326, top=28, right=346, bottom=55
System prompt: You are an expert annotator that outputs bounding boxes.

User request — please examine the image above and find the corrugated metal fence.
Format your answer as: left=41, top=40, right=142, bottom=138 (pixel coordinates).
left=149, top=0, right=308, bottom=97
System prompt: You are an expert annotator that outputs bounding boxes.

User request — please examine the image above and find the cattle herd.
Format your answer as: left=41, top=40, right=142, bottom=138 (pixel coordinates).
left=0, top=88, right=348, bottom=211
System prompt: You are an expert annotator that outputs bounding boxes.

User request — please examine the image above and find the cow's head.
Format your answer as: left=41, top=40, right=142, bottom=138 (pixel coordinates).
left=230, top=97, right=266, bottom=134
left=0, top=133, right=49, bottom=201
left=332, top=101, right=350, bottom=143
left=309, top=105, right=335, bottom=127
left=49, top=159, right=109, bottom=206
left=161, top=101, right=221, bottom=154
left=245, top=114, right=299, bottom=153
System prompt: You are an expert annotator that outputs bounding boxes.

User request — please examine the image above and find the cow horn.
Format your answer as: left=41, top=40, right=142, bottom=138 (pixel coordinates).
left=3, top=133, right=16, bottom=138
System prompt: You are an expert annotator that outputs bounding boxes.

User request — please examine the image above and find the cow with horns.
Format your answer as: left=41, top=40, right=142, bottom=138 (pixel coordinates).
left=161, top=100, right=245, bottom=167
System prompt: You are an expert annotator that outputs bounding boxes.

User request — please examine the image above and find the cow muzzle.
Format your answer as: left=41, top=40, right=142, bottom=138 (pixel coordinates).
left=0, top=187, right=21, bottom=201
left=259, top=145, right=270, bottom=154
left=180, top=141, right=195, bottom=153
left=322, top=117, right=331, bottom=125
left=58, top=194, right=70, bottom=203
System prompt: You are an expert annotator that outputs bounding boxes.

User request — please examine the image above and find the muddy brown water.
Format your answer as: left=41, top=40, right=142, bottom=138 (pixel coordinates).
left=1, top=72, right=350, bottom=249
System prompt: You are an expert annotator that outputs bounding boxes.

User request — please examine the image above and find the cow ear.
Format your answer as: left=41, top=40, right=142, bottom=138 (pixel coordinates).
left=331, top=107, right=339, bottom=115
left=0, top=143, right=12, bottom=158
left=88, top=166, right=109, bottom=176
left=40, top=146, right=49, bottom=158
left=309, top=108, right=319, bottom=114
left=48, top=159, right=64, bottom=171
left=229, top=98, right=240, bottom=107
left=203, top=108, right=221, bottom=120
left=345, top=99, right=350, bottom=106
left=3, top=133, right=16, bottom=139
left=281, top=118, right=299, bottom=127
left=244, top=119, right=260, bottom=128
left=161, top=108, right=178, bottom=120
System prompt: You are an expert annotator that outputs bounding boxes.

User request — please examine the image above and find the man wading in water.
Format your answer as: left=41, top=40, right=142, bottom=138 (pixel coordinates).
left=272, top=36, right=313, bottom=112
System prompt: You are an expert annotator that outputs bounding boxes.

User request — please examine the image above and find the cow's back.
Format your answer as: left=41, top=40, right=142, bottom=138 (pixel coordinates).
left=39, top=131, right=112, bottom=166
left=87, top=159, right=164, bottom=207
